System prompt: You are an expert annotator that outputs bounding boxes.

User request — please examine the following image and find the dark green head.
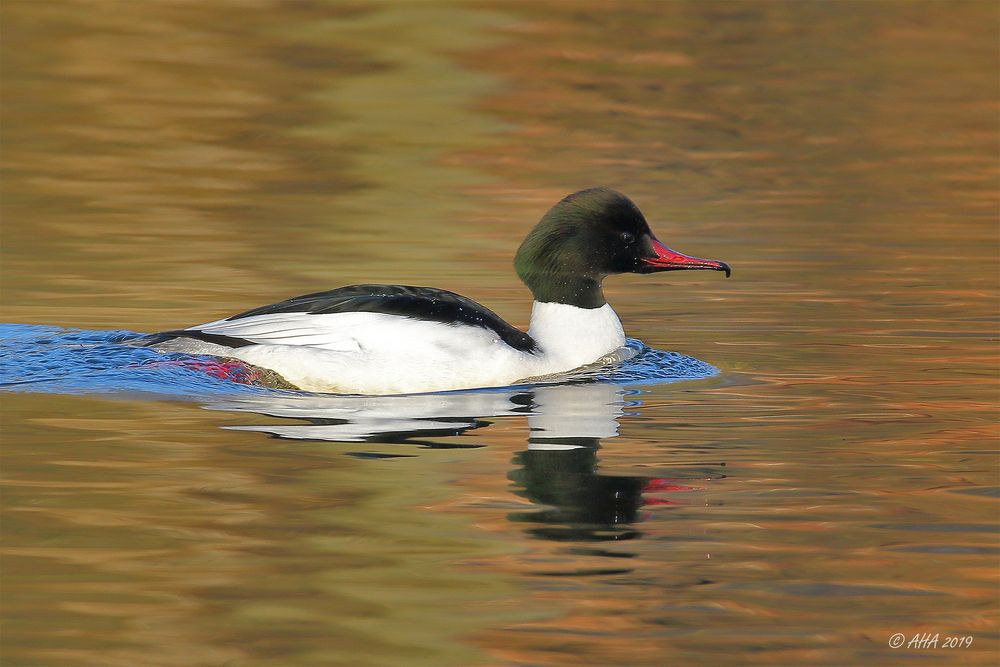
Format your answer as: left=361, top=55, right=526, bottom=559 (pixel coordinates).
left=514, top=188, right=730, bottom=308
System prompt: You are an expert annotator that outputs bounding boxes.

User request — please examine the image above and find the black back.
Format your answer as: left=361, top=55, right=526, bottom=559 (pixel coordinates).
left=202, top=284, right=538, bottom=353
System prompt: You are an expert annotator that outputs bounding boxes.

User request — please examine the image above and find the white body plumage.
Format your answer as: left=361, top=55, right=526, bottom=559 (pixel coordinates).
left=154, top=301, right=626, bottom=395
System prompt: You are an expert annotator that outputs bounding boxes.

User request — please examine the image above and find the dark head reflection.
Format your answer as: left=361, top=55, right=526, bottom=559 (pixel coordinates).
left=506, top=384, right=659, bottom=544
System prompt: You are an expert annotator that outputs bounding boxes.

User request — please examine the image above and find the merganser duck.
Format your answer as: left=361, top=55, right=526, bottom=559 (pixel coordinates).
left=145, top=188, right=730, bottom=394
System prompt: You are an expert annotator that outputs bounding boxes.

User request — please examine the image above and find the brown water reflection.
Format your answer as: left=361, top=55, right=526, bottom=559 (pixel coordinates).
left=2, top=1, right=998, bottom=665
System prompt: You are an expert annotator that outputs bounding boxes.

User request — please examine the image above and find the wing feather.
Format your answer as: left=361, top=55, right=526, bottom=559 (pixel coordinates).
left=149, top=284, right=538, bottom=354
left=189, top=313, right=366, bottom=352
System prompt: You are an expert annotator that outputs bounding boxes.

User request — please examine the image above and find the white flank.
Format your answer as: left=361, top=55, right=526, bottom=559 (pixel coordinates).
left=155, top=302, right=628, bottom=395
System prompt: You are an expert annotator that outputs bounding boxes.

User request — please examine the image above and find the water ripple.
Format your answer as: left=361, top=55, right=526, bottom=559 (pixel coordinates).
left=0, top=323, right=718, bottom=398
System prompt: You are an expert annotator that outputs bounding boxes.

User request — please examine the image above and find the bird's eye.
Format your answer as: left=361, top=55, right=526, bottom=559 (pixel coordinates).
left=619, top=231, right=635, bottom=245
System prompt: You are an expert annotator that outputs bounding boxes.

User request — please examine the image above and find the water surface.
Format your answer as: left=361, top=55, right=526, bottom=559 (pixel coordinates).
left=2, top=1, right=997, bottom=665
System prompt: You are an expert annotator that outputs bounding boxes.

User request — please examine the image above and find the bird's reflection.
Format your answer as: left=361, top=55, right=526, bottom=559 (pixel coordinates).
left=205, top=382, right=709, bottom=561
left=508, top=384, right=646, bottom=543
left=208, top=388, right=530, bottom=447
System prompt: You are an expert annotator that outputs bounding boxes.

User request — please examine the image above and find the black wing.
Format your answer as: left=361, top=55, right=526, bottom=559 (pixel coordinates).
left=151, top=284, right=538, bottom=353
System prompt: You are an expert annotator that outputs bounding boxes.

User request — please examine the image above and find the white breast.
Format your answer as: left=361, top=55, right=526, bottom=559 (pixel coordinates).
left=526, top=302, right=626, bottom=374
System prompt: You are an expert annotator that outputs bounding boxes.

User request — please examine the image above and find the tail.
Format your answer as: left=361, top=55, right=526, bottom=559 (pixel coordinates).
left=139, top=329, right=254, bottom=349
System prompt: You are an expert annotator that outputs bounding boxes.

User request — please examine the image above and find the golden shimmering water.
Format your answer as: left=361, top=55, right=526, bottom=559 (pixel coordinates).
left=2, top=1, right=997, bottom=665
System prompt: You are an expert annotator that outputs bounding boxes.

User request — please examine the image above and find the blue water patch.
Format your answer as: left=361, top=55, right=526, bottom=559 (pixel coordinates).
left=562, top=337, right=719, bottom=387
left=0, top=323, right=718, bottom=399
left=0, top=324, right=269, bottom=399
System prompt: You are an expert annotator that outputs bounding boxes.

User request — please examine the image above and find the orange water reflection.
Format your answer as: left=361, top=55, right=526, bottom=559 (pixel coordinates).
left=2, top=1, right=998, bottom=665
